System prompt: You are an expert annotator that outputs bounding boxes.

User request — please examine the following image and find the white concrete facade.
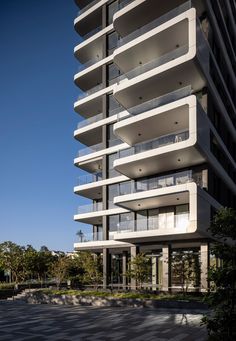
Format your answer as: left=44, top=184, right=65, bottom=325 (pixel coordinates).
left=73, top=0, right=236, bottom=291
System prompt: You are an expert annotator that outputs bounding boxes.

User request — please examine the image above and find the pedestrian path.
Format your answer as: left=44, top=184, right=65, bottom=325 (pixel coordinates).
left=0, top=301, right=207, bottom=340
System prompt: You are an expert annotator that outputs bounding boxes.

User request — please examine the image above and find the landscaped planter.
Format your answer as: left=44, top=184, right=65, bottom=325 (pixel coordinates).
left=23, top=291, right=208, bottom=310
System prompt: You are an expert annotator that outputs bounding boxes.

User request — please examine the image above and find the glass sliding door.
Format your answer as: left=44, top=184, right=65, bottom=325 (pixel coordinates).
left=175, top=204, right=189, bottom=229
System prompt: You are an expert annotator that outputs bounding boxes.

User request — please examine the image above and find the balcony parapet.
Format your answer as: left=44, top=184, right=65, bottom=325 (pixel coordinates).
left=119, top=131, right=189, bottom=157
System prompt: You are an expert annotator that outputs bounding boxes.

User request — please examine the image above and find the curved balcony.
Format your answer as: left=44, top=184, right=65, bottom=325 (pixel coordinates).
left=112, top=182, right=216, bottom=243
left=74, top=107, right=125, bottom=146
left=74, top=24, right=113, bottom=64
left=74, top=201, right=129, bottom=224
left=74, top=0, right=104, bottom=36
left=113, top=169, right=207, bottom=211
left=74, top=173, right=129, bottom=200
left=117, top=1, right=192, bottom=48
left=116, top=169, right=206, bottom=197
left=113, top=10, right=210, bottom=110
left=114, top=91, right=192, bottom=146
left=75, top=55, right=113, bottom=91
left=75, top=0, right=134, bottom=37
left=74, top=138, right=129, bottom=169
left=113, top=0, right=205, bottom=37
left=118, top=131, right=189, bottom=158
left=74, top=83, right=114, bottom=117
left=113, top=97, right=209, bottom=179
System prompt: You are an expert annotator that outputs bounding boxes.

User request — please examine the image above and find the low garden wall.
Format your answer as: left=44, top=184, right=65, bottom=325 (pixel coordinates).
left=23, top=291, right=208, bottom=309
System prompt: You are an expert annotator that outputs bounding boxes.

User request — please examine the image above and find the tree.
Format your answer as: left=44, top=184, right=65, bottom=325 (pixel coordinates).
left=49, top=255, right=71, bottom=289
left=126, top=253, right=151, bottom=289
left=34, top=247, right=56, bottom=283
left=78, top=251, right=103, bottom=289
left=171, top=249, right=201, bottom=293
left=202, top=207, right=236, bottom=340
left=23, top=245, right=38, bottom=280
left=0, top=241, right=25, bottom=283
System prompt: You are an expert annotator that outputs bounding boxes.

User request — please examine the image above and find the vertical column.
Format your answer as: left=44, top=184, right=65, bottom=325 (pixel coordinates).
left=200, top=242, right=209, bottom=292
left=162, top=245, right=171, bottom=292
left=122, top=251, right=128, bottom=289
left=103, top=248, right=109, bottom=289
left=130, top=246, right=139, bottom=290
left=152, top=256, right=157, bottom=291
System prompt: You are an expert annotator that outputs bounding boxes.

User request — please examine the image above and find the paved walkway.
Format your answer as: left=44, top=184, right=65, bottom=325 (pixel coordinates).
left=0, top=301, right=207, bottom=340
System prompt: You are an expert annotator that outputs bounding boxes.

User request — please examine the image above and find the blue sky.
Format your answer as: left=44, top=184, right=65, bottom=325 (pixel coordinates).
left=0, top=0, right=86, bottom=251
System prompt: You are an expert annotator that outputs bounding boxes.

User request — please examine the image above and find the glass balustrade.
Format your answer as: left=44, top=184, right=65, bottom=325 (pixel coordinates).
left=118, top=45, right=189, bottom=84
left=77, top=172, right=102, bottom=186
left=77, top=202, right=103, bottom=214
left=118, top=1, right=192, bottom=47
left=82, top=25, right=102, bottom=41
left=77, top=57, right=102, bottom=73
left=118, top=170, right=204, bottom=195
left=77, top=0, right=98, bottom=15
left=119, top=0, right=134, bottom=10
left=77, top=201, right=118, bottom=214
left=76, top=106, right=124, bottom=130
left=77, top=83, right=103, bottom=101
left=77, top=138, right=123, bottom=158
left=78, top=142, right=103, bottom=157
left=78, top=0, right=134, bottom=16
left=117, top=213, right=190, bottom=233
left=119, top=131, right=189, bottom=158
left=117, top=86, right=192, bottom=121
left=76, top=231, right=103, bottom=242
left=76, top=231, right=115, bottom=242
left=77, top=113, right=103, bottom=129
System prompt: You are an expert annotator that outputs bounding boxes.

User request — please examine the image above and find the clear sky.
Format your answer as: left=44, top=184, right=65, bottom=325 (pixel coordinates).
left=0, top=0, right=87, bottom=251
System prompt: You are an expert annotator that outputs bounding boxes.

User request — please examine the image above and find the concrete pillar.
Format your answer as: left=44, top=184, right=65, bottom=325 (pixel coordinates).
left=130, top=246, right=139, bottom=290
left=200, top=243, right=209, bottom=292
left=103, top=248, right=109, bottom=289
left=152, top=256, right=158, bottom=291
left=122, top=251, right=128, bottom=289
left=162, top=245, right=171, bottom=292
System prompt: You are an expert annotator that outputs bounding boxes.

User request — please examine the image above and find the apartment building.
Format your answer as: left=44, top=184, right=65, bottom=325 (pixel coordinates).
left=73, top=0, right=236, bottom=291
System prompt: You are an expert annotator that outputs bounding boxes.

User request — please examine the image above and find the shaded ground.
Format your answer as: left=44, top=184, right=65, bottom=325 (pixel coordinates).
left=0, top=301, right=207, bottom=340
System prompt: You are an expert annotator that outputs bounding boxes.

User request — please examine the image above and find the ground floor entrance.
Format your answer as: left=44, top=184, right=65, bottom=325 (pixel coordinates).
left=101, top=241, right=211, bottom=292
